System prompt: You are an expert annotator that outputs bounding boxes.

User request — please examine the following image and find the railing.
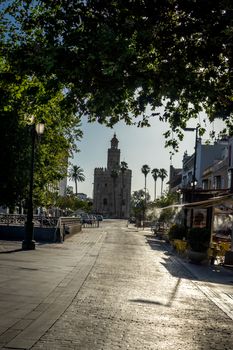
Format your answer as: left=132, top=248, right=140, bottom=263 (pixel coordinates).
left=0, top=214, right=100, bottom=229
left=0, top=214, right=59, bottom=227
left=81, top=220, right=99, bottom=228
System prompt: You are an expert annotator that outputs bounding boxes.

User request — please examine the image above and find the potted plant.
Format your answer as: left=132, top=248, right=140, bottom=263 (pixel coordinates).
left=187, top=227, right=211, bottom=264
left=168, top=224, right=188, bottom=254
left=168, top=224, right=187, bottom=241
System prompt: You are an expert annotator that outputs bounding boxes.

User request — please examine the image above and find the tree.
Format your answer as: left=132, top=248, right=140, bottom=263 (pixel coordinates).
left=56, top=193, right=91, bottom=213
left=131, top=189, right=150, bottom=226
left=151, top=168, right=160, bottom=201
left=141, top=164, right=150, bottom=221
left=3, top=1, right=233, bottom=148
left=141, top=165, right=151, bottom=198
left=120, top=161, right=128, bottom=174
left=159, top=169, right=168, bottom=196
left=151, top=191, right=179, bottom=226
left=66, top=186, right=74, bottom=196
left=69, top=165, right=85, bottom=195
left=0, top=56, right=82, bottom=209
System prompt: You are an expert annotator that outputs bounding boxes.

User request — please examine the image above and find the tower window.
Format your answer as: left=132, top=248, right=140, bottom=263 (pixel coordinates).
left=103, top=198, right=107, bottom=205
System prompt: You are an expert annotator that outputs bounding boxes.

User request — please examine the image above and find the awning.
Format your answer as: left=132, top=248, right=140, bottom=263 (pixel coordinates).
left=184, top=194, right=233, bottom=209
left=159, top=194, right=233, bottom=210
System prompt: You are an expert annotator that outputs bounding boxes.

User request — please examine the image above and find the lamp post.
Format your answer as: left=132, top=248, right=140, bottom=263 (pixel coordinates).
left=184, top=126, right=199, bottom=227
left=22, top=121, right=45, bottom=250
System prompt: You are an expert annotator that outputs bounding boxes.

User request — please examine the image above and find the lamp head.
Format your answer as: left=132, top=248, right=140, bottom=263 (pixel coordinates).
left=191, top=178, right=197, bottom=187
left=35, top=122, right=45, bottom=135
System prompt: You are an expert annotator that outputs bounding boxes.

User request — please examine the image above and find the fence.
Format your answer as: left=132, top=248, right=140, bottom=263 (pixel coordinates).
left=0, top=214, right=99, bottom=242
left=0, top=214, right=59, bottom=227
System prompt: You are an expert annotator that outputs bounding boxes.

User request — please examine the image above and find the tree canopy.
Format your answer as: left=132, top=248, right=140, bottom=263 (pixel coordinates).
left=2, top=0, right=233, bottom=148
left=0, top=54, right=82, bottom=208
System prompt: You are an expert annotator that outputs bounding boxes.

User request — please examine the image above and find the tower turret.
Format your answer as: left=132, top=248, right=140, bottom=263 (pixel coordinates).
left=107, top=133, right=120, bottom=170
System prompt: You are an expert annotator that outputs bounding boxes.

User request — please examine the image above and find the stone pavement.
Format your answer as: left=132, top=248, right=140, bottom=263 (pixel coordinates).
left=0, top=228, right=106, bottom=349
left=0, top=220, right=232, bottom=349
left=172, top=250, right=233, bottom=321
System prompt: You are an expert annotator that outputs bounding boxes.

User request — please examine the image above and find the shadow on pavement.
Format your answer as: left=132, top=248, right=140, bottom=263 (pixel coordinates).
left=160, top=255, right=198, bottom=281
left=129, top=298, right=163, bottom=306
left=144, top=234, right=166, bottom=251
left=129, top=278, right=181, bottom=308
left=145, top=233, right=233, bottom=286
left=0, top=248, right=23, bottom=254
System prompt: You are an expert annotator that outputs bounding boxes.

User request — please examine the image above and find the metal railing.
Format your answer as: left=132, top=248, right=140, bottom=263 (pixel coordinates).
left=0, top=214, right=100, bottom=229
left=0, top=214, right=59, bottom=227
left=81, top=220, right=99, bottom=228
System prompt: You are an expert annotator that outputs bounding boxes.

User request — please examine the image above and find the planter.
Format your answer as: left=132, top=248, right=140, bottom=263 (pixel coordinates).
left=187, top=227, right=211, bottom=264
left=187, top=249, right=209, bottom=264
left=173, top=239, right=188, bottom=254
left=224, top=251, right=233, bottom=266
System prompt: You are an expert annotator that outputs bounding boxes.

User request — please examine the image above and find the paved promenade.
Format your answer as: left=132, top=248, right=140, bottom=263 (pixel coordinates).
left=0, top=220, right=232, bottom=349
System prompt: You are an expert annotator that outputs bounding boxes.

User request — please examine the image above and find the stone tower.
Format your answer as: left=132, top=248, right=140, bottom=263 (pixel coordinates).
left=93, top=134, right=132, bottom=218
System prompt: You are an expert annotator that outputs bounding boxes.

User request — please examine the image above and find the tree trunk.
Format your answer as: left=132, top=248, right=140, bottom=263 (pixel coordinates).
left=144, top=176, right=147, bottom=225
left=75, top=180, right=78, bottom=195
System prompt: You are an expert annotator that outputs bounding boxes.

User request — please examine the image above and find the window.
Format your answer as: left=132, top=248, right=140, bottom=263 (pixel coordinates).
left=202, top=179, right=209, bottom=190
left=103, top=198, right=107, bottom=205
left=214, top=176, right=221, bottom=189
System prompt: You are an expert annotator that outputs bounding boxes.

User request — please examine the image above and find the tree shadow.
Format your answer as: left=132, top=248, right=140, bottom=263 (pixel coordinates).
left=145, top=233, right=233, bottom=286
left=0, top=248, right=23, bottom=254
left=144, top=234, right=165, bottom=251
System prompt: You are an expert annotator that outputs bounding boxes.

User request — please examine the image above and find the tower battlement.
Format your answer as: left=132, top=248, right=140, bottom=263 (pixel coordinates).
left=94, top=167, right=107, bottom=174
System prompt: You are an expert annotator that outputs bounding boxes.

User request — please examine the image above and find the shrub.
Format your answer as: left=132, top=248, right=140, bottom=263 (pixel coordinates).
left=187, top=227, right=211, bottom=252
left=168, top=224, right=187, bottom=241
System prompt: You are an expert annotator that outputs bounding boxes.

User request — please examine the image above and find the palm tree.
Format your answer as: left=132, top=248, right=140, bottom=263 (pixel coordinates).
left=151, top=168, right=160, bottom=201
left=120, top=161, right=128, bottom=174
left=141, top=164, right=150, bottom=222
left=141, top=165, right=150, bottom=196
left=69, top=165, right=85, bottom=195
left=159, top=168, right=168, bottom=196
left=120, top=161, right=128, bottom=218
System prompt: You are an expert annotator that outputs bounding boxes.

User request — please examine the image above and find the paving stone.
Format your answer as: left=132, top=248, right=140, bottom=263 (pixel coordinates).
left=1, top=223, right=233, bottom=350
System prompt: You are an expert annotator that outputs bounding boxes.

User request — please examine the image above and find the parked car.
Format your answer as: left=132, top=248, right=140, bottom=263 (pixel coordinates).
left=80, top=213, right=92, bottom=224
left=89, top=215, right=97, bottom=222
left=128, top=217, right=136, bottom=223
left=96, top=215, right=103, bottom=221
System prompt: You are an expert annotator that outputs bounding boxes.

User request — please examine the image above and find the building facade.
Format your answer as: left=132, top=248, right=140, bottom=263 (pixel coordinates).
left=93, top=134, right=132, bottom=218
left=182, top=138, right=228, bottom=189
left=168, top=165, right=182, bottom=192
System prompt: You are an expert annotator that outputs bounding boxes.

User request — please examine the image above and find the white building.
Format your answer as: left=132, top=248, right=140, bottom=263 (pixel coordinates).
left=182, top=138, right=228, bottom=189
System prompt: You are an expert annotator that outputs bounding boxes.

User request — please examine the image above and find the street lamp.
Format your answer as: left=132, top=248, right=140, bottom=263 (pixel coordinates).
left=184, top=126, right=199, bottom=228
left=22, top=121, right=45, bottom=250
left=190, top=178, right=197, bottom=188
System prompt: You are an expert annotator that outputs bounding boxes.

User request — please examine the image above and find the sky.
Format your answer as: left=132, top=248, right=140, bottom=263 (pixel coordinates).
left=68, top=112, right=226, bottom=200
